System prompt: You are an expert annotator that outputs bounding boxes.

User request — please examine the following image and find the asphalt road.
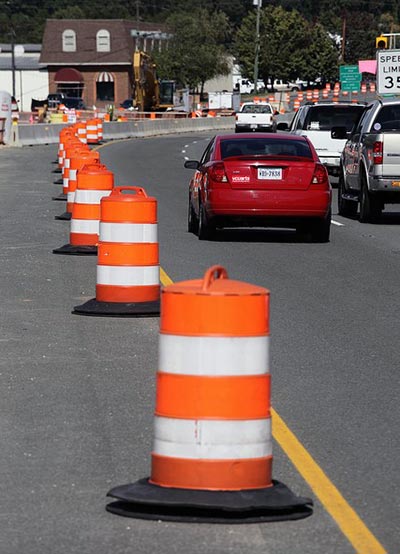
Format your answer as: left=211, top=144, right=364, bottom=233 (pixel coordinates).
left=1, top=132, right=399, bottom=554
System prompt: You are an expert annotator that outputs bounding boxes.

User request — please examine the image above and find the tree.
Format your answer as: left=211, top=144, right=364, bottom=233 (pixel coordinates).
left=152, top=9, right=231, bottom=93
left=235, top=5, right=338, bottom=85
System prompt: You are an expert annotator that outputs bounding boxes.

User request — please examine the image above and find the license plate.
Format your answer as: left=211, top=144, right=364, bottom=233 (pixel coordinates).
left=258, top=167, right=282, bottom=180
left=392, top=180, right=400, bottom=187
left=250, top=124, right=257, bottom=129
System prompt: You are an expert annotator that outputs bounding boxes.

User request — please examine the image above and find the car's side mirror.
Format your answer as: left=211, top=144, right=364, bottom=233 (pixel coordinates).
left=184, top=160, right=200, bottom=169
left=276, top=122, right=289, bottom=131
left=331, top=126, right=348, bottom=139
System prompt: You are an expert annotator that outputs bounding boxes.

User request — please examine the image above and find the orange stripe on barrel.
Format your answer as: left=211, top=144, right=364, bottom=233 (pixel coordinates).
left=98, top=243, right=159, bottom=265
left=96, top=283, right=160, bottom=303
left=72, top=204, right=101, bottom=220
left=155, top=373, right=270, bottom=419
left=150, top=454, right=273, bottom=490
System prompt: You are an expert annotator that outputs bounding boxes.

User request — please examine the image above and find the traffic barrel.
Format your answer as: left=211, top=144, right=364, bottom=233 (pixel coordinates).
left=53, top=142, right=88, bottom=201
left=76, top=122, right=87, bottom=144
left=53, top=128, right=75, bottom=183
left=96, top=118, right=103, bottom=142
left=86, top=119, right=99, bottom=144
left=73, top=186, right=160, bottom=316
left=53, top=164, right=114, bottom=255
left=55, top=150, right=100, bottom=221
left=106, top=265, right=312, bottom=522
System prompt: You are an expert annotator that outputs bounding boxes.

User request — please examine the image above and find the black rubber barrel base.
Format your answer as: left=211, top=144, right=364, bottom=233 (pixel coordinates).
left=106, top=478, right=313, bottom=523
left=53, top=244, right=97, bottom=255
left=52, top=168, right=61, bottom=173
left=54, top=178, right=63, bottom=184
left=52, top=194, right=67, bottom=201
left=73, top=298, right=160, bottom=317
left=55, top=212, right=72, bottom=221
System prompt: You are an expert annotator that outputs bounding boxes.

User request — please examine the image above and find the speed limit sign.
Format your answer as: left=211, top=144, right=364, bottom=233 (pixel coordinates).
left=377, top=50, right=400, bottom=94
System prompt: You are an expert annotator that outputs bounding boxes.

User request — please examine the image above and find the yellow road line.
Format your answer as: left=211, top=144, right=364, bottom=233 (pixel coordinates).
left=272, top=409, right=386, bottom=554
left=160, top=268, right=387, bottom=554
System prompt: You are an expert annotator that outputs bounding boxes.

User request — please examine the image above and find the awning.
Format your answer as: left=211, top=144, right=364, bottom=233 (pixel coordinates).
left=97, top=71, right=114, bottom=82
left=54, top=68, right=83, bottom=83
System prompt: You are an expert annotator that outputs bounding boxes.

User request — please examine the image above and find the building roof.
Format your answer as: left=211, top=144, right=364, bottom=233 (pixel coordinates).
left=0, top=43, right=42, bottom=53
left=0, top=54, right=42, bottom=71
left=39, top=19, right=169, bottom=66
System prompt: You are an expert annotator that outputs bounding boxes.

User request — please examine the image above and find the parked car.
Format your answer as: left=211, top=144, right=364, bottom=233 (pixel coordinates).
left=120, top=98, right=134, bottom=110
left=62, top=97, right=86, bottom=110
left=279, top=102, right=366, bottom=177
left=234, top=79, right=265, bottom=94
left=266, top=79, right=300, bottom=92
left=184, top=133, right=332, bottom=242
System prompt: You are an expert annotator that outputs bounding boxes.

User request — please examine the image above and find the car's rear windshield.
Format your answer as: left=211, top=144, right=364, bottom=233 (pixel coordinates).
left=303, top=105, right=365, bottom=131
left=241, top=104, right=272, bottom=114
left=221, top=138, right=313, bottom=159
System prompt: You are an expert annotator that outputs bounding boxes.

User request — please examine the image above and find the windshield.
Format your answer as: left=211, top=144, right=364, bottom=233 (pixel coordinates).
left=220, top=138, right=313, bottom=159
left=303, top=105, right=365, bottom=131
left=242, top=104, right=272, bottom=114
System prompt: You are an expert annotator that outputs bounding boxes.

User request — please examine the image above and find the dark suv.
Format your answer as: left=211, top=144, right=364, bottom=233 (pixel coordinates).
left=280, top=102, right=366, bottom=177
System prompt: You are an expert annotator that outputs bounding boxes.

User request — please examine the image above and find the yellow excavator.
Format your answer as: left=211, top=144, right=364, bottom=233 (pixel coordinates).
left=132, top=50, right=188, bottom=112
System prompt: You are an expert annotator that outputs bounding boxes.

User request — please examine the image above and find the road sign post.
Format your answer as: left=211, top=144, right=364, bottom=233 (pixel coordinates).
left=376, top=49, right=400, bottom=94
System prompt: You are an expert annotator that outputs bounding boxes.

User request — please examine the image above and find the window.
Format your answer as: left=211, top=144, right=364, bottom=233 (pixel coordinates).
left=62, top=29, right=76, bottom=52
left=97, top=29, right=110, bottom=52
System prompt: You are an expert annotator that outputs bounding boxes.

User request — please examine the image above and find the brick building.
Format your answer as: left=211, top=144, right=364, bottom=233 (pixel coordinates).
left=39, top=19, right=170, bottom=110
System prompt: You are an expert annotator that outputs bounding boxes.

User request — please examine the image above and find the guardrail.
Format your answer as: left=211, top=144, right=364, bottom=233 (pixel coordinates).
left=9, top=116, right=236, bottom=147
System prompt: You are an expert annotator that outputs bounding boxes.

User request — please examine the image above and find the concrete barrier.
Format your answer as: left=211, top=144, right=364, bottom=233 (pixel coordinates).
left=10, top=117, right=235, bottom=147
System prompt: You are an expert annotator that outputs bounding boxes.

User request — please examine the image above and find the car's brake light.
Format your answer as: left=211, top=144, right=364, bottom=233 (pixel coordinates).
left=311, top=163, right=329, bottom=185
left=373, top=141, right=383, bottom=164
left=209, top=162, right=228, bottom=183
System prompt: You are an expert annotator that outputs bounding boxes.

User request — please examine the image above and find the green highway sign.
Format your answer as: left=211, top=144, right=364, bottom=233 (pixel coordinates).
left=340, top=65, right=361, bottom=92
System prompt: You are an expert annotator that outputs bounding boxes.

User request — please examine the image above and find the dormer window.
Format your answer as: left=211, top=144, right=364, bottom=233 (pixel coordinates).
left=97, top=29, right=110, bottom=52
left=62, top=29, right=76, bottom=52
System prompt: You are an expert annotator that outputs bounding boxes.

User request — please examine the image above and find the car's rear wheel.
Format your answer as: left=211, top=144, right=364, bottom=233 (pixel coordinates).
left=359, top=173, right=381, bottom=223
left=338, top=172, right=357, bottom=217
left=188, top=193, right=198, bottom=234
left=198, top=202, right=214, bottom=240
left=309, top=211, right=331, bottom=243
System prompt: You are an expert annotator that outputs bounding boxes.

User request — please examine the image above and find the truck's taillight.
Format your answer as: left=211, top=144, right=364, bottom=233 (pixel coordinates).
left=235, top=114, right=239, bottom=120
left=209, top=162, right=228, bottom=183
left=311, top=163, right=329, bottom=185
left=373, top=141, right=383, bottom=164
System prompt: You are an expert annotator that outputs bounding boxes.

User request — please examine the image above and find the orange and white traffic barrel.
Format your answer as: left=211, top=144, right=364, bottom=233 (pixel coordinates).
left=74, top=186, right=160, bottom=316
left=53, top=141, right=86, bottom=201
left=76, top=121, right=87, bottom=144
left=294, top=98, right=300, bottom=112
left=96, top=117, right=103, bottom=142
left=86, top=119, right=99, bottom=144
left=55, top=150, right=100, bottom=221
left=53, top=164, right=114, bottom=255
left=106, top=266, right=312, bottom=521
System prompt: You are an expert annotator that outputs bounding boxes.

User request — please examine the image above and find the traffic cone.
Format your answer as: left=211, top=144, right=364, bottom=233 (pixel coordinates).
left=55, top=150, right=100, bottom=221
left=73, top=186, right=160, bottom=316
left=53, top=164, right=114, bottom=255
left=106, top=265, right=313, bottom=522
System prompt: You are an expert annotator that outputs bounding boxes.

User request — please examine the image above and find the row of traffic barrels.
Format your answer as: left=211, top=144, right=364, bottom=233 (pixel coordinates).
left=50, top=124, right=312, bottom=523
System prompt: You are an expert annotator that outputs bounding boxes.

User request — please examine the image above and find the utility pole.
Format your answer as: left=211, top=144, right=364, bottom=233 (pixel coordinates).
left=11, top=27, right=16, bottom=98
left=341, top=14, right=346, bottom=63
left=253, top=0, right=262, bottom=94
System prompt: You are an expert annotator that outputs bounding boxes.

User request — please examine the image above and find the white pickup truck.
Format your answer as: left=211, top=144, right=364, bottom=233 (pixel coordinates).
left=235, top=102, right=277, bottom=133
left=337, top=97, right=400, bottom=222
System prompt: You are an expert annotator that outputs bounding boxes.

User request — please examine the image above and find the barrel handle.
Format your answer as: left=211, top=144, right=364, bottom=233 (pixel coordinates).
left=112, top=186, right=147, bottom=197
left=202, top=265, right=228, bottom=291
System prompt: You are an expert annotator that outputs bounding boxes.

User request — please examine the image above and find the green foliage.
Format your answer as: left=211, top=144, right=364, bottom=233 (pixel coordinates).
left=152, top=9, right=231, bottom=90
left=235, top=5, right=339, bottom=84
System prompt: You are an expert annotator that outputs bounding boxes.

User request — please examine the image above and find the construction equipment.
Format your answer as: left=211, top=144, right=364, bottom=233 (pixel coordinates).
left=132, top=51, right=189, bottom=112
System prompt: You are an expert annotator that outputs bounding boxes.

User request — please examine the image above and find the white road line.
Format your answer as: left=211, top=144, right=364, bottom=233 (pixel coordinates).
left=332, top=219, right=344, bottom=226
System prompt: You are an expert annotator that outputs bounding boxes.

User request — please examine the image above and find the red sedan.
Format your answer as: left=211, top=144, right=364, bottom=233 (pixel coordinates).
left=184, top=133, right=332, bottom=242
